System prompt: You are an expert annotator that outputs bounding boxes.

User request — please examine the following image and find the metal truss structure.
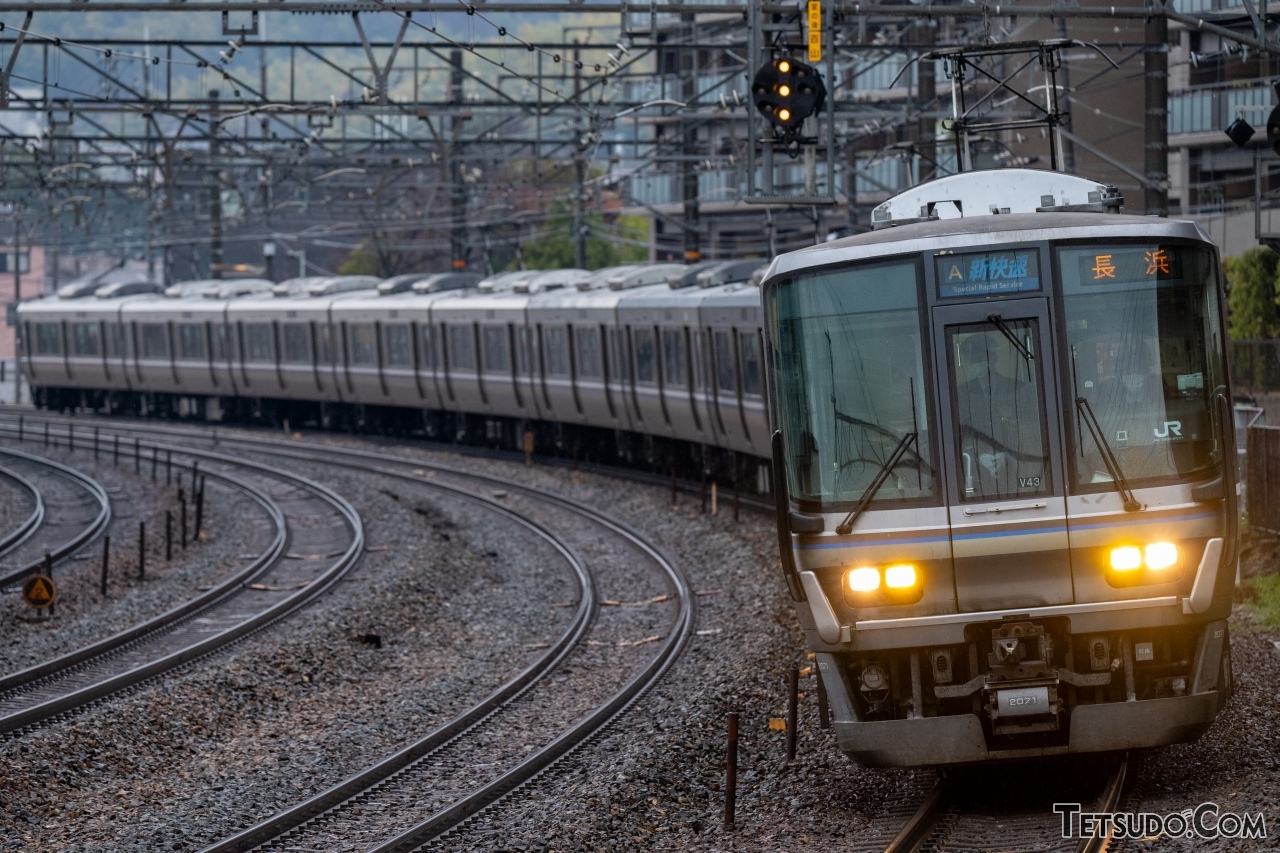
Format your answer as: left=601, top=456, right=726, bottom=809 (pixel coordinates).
left=0, top=0, right=1274, bottom=290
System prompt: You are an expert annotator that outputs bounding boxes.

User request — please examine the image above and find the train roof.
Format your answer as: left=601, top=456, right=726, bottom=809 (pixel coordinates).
left=762, top=212, right=1211, bottom=285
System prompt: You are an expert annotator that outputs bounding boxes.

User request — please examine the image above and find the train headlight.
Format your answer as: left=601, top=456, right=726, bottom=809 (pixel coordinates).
left=884, top=564, right=918, bottom=589
left=847, top=567, right=881, bottom=593
left=1109, top=546, right=1143, bottom=571
left=1145, top=542, right=1178, bottom=570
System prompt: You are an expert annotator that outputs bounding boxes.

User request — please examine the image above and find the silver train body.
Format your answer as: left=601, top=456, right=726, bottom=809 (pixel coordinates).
left=760, top=171, right=1237, bottom=766
left=17, top=264, right=773, bottom=466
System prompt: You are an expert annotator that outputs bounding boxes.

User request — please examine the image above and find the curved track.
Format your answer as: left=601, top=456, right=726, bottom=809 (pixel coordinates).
left=0, top=446, right=111, bottom=591
left=0, top=463, right=44, bottom=559
left=0, top=437, right=364, bottom=736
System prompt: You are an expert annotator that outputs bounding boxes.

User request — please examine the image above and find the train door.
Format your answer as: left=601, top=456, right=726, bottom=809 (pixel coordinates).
left=931, top=298, right=1074, bottom=611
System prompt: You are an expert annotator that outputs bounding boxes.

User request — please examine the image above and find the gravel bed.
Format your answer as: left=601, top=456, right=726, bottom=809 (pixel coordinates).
left=0, top=446, right=253, bottom=674
left=0, top=457, right=577, bottom=851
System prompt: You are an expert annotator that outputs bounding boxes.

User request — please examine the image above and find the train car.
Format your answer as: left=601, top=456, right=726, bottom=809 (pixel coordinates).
left=700, top=274, right=772, bottom=459
left=760, top=170, right=1236, bottom=766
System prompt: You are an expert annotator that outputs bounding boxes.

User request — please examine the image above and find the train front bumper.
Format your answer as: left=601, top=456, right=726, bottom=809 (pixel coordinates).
left=834, top=690, right=1220, bottom=767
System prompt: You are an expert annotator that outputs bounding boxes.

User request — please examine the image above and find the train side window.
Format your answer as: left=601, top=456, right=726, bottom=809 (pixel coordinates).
left=576, top=326, right=602, bottom=378
left=740, top=331, right=762, bottom=397
left=245, top=323, right=273, bottom=363
left=282, top=324, right=310, bottom=364
left=34, top=322, right=62, bottom=355
left=448, top=325, right=475, bottom=370
left=210, top=324, right=228, bottom=361
left=71, top=322, right=102, bottom=357
left=633, top=328, right=656, bottom=384
left=481, top=325, right=509, bottom=372
left=312, top=324, right=332, bottom=364
left=544, top=326, right=570, bottom=376
left=177, top=324, right=205, bottom=360
left=713, top=331, right=736, bottom=392
left=418, top=325, right=435, bottom=369
left=662, top=328, right=687, bottom=388
left=348, top=323, right=377, bottom=365
left=384, top=325, right=412, bottom=367
left=141, top=323, right=168, bottom=359
left=106, top=325, right=125, bottom=358
left=515, top=327, right=530, bottom=374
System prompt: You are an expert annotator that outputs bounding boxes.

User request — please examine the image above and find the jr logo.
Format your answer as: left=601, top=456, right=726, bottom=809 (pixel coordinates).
left=1154, top=421, right=1183, bottom=439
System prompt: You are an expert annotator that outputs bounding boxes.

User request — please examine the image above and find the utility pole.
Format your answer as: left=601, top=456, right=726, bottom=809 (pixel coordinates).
left=1144, top=1, right=1169, bottom=216
left=449, top=49, right=467, bottom=270
left=209, top=89, right=224, bottom=278
left=681, top=15, right=701, bottom=263
left=573, top=42, right=587, bottom=270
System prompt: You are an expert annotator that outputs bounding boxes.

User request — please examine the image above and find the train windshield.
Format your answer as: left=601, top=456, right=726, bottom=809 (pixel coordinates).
left=770, top=260, right=936, bottom=509
left=1059, top=244, right=1225, bottom=488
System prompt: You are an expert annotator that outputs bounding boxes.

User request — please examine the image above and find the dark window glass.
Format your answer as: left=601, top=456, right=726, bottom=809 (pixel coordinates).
left=576, top=327, right=602, bottom=378
left=714, top=331, right=735, bottom=393
left=34, top=323, right=61, bottom=355
left=1060, top=244, right=1225, bottom=488
left=107, top=325, right=125, bottom=358
left=482, top=325, right=509, bottom=372
left=385, top=325, right=412, bottom=367
left=282, top=324, right=310, bottom=364
left=209, top=324, right=227, bottom=361
left=349, top=323, right=376, bottom=366
left=740, top=331, right=762, bottom=397
left=177, top=324, right=205, bottom=360
left=71, top=323, right=102, bottom=357
left=141, top=323, right=168, bottom=359
left=315, top=324, right=334, bottom=364
left=419, top=325, right=435, bottom=369
left=543, top=326, right=569, bottom=376
left=448, top=325, right=475, bottom=370
left=662, top=329, right=687, bottom=388
left=947, top=322, right=1050, bottom=502
left=633, top=328, right=656, bottom=384
left=246, top=323, right=272, bottom=363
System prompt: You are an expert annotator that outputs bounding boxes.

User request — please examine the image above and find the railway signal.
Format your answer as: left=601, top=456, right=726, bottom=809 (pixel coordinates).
left=752, top=56, right=826, bottom=137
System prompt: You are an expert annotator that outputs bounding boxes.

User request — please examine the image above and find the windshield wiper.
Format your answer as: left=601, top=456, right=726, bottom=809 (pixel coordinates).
left=987, top=313, right=1034, bottom=362
left=835, top=431, right=918, bottom=534
left=1075, top=396, right=1143, bottom=512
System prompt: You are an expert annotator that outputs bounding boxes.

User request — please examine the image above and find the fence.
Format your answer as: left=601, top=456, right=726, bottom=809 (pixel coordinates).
left=1247, top=425, right=1280, bottom=533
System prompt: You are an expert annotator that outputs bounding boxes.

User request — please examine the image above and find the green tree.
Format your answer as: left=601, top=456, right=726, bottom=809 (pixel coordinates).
left=1224, top=247, right=1280, bottom=340
left=519, top=199, right=649, bottom=270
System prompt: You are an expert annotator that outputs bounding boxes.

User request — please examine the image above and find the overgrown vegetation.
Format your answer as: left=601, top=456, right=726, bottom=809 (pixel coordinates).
left=518, top=197, right=649, bottom=270
left=1224, top=246, right=1280, bottom=340
left=1242, top=572, right=1280, bottom=629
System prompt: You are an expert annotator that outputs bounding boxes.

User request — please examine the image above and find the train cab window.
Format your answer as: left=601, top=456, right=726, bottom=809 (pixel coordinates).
left=947, top=323, right=1050, bottom=502
left=1059, top=244, right=1225, bottom=488
left=282, top=324, right=310, bottom=364
left=713, top=331, right=736, bottom=393
left=662, top=329, right=687, bottom=388
left=177, top=324, right=205, bottom=360
left=210, top=324, right=228, bottom=361
left=481, top=325, right=509, bottom=373
left=245, top=323, right=273, bottom=363
left=71, top=323, right=102, bottom=357
left=348, top=323, right=377, bottom=365
left=633, top=328, right=656, bottom=384
left=385, top=325, right=412, bottom=367
left=769, top=260, right=936, bottom=508
left=33, top=323, right=61, bottom=356
left=576, top=327, right=602, bottom=379
left=740, top=331, right=762, bottom=397
left=448, top=325, right=475, bottom=370
left=140, top=323, right=168, bottom=359
left=543, top=326, right=570, bottom=376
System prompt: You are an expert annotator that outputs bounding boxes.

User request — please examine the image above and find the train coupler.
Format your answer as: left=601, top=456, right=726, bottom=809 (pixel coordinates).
left=983, top=621, right=1061, bottom=734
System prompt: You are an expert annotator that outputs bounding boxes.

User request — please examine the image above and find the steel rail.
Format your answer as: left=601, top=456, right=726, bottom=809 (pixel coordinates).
left=0, top=463, right=44, bottom=559
left=1078, top=755, right=1129, bottom=853
left=0, top=446, right=111, bottom=591
left=0, top=433, right=364, bottom=735
left=883, top=782, right=949, bottom=853
left=201, top=455, right=596, bottom=853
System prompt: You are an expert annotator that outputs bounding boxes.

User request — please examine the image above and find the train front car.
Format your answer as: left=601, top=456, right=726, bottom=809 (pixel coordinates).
left=760, top=170, right=1237, bottom=767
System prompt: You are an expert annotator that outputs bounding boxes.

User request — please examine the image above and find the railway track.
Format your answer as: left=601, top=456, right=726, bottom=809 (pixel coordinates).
left=883, top=754, right=1130, bottom=853
left=0, top=434, right=364, bottom=737
left=0, top=446, right=111, bottom=591
left=0, top=462, right=43, bottom=559
left=0, top=413, right=695, bottom=852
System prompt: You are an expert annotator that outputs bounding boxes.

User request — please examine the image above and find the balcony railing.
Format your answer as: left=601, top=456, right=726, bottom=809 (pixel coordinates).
left=1169, top=82, right=1271, bottom=136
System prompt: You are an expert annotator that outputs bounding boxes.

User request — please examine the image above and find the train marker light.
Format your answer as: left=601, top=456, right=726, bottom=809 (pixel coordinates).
left=752, top=56, right=826, bottom=136
left=1109, top=546, right=1142, bottom=571
left=1145, top=542, right=1178, bottom=570
left=848, top=567, right=880, bottom=593
left=884, top=564, right=918, bottom=589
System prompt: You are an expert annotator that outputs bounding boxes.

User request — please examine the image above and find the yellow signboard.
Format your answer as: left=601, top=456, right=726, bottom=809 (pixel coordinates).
left=22, top=574, right=56, bottom=609
left=807, top=1, right=822, bottom=63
